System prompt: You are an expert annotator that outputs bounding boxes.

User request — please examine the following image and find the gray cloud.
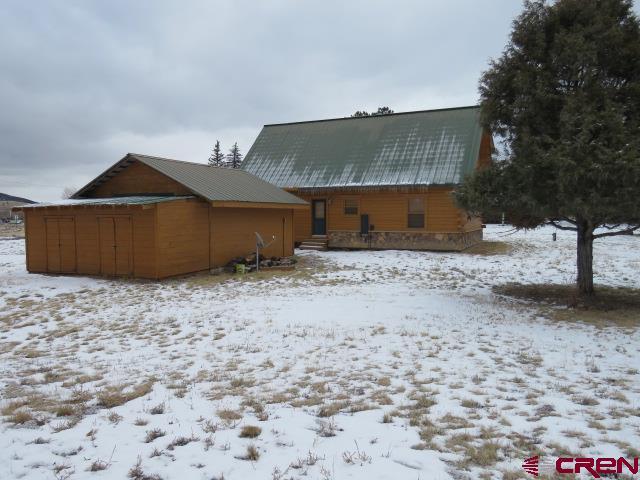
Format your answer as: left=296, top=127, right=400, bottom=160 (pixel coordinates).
left=1, top=0, right=525, bottom=201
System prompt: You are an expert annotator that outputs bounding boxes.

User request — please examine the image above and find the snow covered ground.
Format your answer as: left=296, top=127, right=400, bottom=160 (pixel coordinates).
left=0, top=225, right=638, bottom=480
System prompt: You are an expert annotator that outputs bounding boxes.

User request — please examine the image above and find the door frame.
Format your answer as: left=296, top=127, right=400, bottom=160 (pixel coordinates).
left=44, top=216, right=77, bottom=273
left=311, top=199, right=327, bottom=236
left=97, top=214, right=134, bottom=276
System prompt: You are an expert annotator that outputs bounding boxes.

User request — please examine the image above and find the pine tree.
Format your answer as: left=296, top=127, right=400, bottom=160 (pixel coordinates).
left=226, top=142, right=243, bottom=169
left=456, top=0, right=640, bottom=296
left=372, top=106, right=394, bottom=116
left=351, top=107, right=394, bottom=118
left=208, top=140, right=224, bottom=167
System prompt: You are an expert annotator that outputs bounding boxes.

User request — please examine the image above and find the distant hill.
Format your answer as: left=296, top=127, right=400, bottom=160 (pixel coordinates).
left=0, top=193, right=36, bottom=204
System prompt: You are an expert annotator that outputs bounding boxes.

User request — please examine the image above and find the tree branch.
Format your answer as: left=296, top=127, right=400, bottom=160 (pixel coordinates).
left=559, top=216, right=577, bottom=226
left=547, top=220, right=577, bottom=231
left=593, top=225, right=640, bottom=239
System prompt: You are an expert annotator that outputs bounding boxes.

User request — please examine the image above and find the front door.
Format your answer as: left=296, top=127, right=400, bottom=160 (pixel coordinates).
left=312, top=199, right=326, bottom=235
left=98, top=216, right=133, bottom=276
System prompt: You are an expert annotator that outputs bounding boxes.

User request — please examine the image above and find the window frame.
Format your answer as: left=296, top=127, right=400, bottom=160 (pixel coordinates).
left=343, top=198, right=359, bottom=216
left=407, top=197, right=425, bottom=229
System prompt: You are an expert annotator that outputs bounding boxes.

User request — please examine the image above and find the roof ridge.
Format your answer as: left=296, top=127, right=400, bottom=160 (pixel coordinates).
left=132, top=153, right=261, bottom=178
left=130, top=153, right=229, bottom=169
left=263, top=105, right=480, bottom=127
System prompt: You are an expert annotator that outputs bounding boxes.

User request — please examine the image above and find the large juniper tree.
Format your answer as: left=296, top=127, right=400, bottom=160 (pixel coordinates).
left=457, top=0, right=640, bottom=296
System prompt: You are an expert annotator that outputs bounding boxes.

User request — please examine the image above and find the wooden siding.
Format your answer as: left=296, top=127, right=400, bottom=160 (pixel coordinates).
left=291, top=188, right=465, bottom=242
left=23, top=206, right=157, bottom=278
left=210, top=207, right=294, bottom=267
left=88, top=160, right=192, bottom=197
left=156, top=199, right=210, bottom=278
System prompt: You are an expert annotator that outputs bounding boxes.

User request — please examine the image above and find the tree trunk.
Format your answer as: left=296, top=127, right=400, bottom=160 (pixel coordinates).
left=576, top=220, right=594, bottom=296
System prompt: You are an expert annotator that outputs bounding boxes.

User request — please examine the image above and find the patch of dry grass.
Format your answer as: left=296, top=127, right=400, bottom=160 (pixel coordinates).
left=96, top=380, right=155, bottom=409
left=239, top=425, right=261, bottom=438
left=463, top=241, right=512, bottom=255
left=494, top=283, right=640, bottom=326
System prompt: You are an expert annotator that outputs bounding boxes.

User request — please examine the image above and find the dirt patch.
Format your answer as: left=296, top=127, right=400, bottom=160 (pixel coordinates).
left=494, top=283, right=640, bottom=327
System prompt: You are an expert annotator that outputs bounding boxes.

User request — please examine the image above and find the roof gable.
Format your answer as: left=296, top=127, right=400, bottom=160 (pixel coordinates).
left=241, top=106, right=485, bottom=189
left=73, top=154, right=307, bottom=205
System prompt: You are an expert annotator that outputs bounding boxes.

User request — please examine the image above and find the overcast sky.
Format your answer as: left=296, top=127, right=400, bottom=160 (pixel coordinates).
left=1, top=0, right=528, bottom=201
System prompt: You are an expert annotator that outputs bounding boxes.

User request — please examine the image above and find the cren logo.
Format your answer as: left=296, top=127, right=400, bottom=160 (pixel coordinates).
left=522, top=456, right=539, bottom=477
left=522, top=455, right=640, bottom=478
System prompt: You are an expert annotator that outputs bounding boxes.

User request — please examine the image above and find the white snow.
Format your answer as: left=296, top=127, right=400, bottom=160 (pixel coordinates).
left=0, top=226, right=638, bottom=480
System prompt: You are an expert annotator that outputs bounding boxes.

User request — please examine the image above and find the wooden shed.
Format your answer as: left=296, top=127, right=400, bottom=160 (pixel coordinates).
left=242, top=106, right=492, bottom=251
left=16, top=154, right=307, bottom=279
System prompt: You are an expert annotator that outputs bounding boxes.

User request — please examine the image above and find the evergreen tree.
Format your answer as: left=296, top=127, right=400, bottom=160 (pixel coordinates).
left=351, top=107, right=394, bottom=117
left=208, top=140, right=224, bottom=167
left=456, top=0, right=640, bottom=296
left=373, top=106, right=394, bottom=116
left=226, top=142, right=243, bottom=169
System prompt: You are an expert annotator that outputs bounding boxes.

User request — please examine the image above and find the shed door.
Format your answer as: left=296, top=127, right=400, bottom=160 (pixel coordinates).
left=99, top=218, right=116, bottom=275
left=45, top=217, right=76, bottom=273
left=99, top=216, right=133, bottom=276
left=114, top=217, right=132, bottom=275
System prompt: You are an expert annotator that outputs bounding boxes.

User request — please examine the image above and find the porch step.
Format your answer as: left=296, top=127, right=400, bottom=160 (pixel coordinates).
left=299, top=237, right=328, bottom=251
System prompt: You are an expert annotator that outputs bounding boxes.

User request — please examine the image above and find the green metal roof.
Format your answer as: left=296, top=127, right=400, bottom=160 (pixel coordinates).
left=241, top=106, right=484, bottom=189
left=73, top=154, right=307, bottom=205
left=21, top=195, right=195, bottom=208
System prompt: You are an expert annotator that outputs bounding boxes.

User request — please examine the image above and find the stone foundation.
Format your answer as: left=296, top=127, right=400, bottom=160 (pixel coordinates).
left=328, top=229, right=482, bottom=251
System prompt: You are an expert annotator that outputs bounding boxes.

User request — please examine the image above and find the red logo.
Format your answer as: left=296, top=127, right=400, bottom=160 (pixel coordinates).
left=522, top=455, right=639, bottom=478
left=522, top=456, right=539, bottom=477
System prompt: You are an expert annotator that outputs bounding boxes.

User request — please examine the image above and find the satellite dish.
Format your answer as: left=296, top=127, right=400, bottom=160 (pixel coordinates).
left=255, top=232, right=265, bottom=248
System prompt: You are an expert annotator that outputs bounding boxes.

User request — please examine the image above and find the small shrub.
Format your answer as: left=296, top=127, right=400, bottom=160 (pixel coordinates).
left=128, top=456, right=162, bottom=480
left=572, top=395, right=599, bottom=406
left=316, top=418, right=339, bottom=437
left=382, top=412, right=393, bottom=424
left=460, top=441, right=500, bottom=467
left=9, top=409, right=33, bottom=424
left=55, top=405, right=76, bottom=417
left=238, top=444, right=260, bottom=461
left=317, top=402, right=347, bottom=418
left=149, top=403, right=164, bottom=415
left=28, top=437, right=50, bottom=445
left=167, top=434, right=198, bottom=450
left=239, top=425, right=262, bottom=438
left=460, top=398, right=482, bottom=409
left=144, top=428, right=166, bottom=443
left=107, top=411, right=123, bottom=424
left=88, top=460, right=109, bottom=472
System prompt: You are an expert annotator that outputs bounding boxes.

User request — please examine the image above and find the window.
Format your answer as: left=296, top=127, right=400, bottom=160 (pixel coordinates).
left=344, top=198, right=359, bottom=215
left=408, top=198, right=425, bottom=228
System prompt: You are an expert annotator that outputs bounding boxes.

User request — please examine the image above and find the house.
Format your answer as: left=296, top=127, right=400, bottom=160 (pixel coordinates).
left=0, top=193, right=35, bottom=221
left=241, top=106, right=491, bottom=251
left=15, top=153, right=307, bottom=279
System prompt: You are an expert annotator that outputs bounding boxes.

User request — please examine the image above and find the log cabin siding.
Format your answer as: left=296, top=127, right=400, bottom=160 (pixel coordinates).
left=291, top=187, right=467, bottom=242
left=156, top=199, right=210, bottom=278
left=89, top=161, right=192, bottom=197
left=210, top=207, right=294, bottom=267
